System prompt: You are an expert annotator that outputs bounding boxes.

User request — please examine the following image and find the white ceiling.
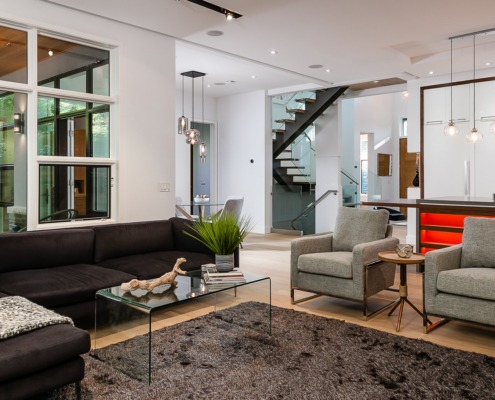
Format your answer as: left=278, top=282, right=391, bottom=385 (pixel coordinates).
left=47, top=0, right=495, bottom=97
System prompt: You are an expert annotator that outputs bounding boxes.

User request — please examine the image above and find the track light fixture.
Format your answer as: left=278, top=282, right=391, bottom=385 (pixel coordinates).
left=186, top=0, right=242, bottom=20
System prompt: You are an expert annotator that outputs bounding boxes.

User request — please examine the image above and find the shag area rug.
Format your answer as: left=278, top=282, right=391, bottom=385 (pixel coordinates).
left=44, top=302, right=495, bottom=400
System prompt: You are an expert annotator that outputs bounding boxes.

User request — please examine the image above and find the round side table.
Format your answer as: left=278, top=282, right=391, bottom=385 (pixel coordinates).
left=378, top=251, right=425, bottom=332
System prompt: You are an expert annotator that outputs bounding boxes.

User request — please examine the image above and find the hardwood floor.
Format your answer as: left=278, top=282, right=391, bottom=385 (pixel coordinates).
left=95, top=225, right=495, bottom=357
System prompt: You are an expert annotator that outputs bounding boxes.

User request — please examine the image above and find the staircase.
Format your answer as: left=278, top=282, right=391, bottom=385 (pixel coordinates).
left=272, top=86, right=347, bottom=191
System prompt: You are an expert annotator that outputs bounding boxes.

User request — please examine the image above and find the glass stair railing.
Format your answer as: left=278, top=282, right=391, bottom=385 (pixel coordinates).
left=272, top=90, right=316, bottom=138
left=290, top=190, right=338, bottom=234
left=341, top=168, right=360, bottom=207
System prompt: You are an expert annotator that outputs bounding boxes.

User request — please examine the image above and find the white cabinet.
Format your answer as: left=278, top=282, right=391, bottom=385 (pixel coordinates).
left=475, top=80, right=495, bottom=121
left=423, top=87, right=446, bottom=125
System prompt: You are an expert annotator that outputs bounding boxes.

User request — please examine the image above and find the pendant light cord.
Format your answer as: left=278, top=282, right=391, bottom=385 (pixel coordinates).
left=181, top=75, right=185, bottom=115
left=450, top=39, right=453, bottom=123
left=473, top=34, right=476, bottom=130
left=191, top=75, right=195, bottom=129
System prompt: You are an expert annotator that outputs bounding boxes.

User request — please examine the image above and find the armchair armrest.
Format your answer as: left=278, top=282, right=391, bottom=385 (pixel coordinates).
left=424, top=244, right=462, bottom=307
left=290, top=233, right=333, bottom=285
left=352, top=236, right=400, bottom=267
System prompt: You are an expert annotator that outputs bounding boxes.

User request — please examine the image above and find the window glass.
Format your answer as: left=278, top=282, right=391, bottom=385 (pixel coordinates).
left=0, top=26, right=27, bottom=83
left=38, top=35, right=109, bottom=95
left=0, top=91, right=27, bottom=232
left=39, top=165, right=110, bottom=222
left=92, top=111, right=110, bottom=157
left=60, top=71, right=86, bottom=92
left=92, top=64, right=109, bottom=96
left=37, top=121, right=55, bottom=156
left=37, top=96, right=55, bottom=119
left=59, top=99, right=86, bottom=115
left=37, top=97, right=109, bottom=157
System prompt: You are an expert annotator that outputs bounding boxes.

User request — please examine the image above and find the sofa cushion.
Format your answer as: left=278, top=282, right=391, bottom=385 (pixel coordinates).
left=170, top=217, right=216, bottom=255
left=0, top=323, right=90, bottom=382
left=93, top=220, right=175, bottom=263
left=97, top=250, right=215, bottom=279
left=333, top=207, right=389, bottom=252
left=461, top=217, right=495, bottom=268
left=298, top=252, right=353, bottom=279
left=0, top=229, right=94, bottom=273
left=0, top=264, right=135, bottom=308
left=437, top=267, right=495, bottom=301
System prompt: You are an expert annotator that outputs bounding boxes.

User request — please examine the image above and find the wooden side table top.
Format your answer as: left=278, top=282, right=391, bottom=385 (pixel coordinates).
left=378, top=251, right=425, bottom=265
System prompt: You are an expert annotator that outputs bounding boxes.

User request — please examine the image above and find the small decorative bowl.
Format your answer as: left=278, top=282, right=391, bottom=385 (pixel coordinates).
left=396, top=244, right=414, bottom=258
left=194, top=197, right=210, bottom=204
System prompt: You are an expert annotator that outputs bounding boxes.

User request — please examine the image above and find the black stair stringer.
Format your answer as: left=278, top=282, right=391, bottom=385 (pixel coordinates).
left=272, top=86, right=348, bottom=159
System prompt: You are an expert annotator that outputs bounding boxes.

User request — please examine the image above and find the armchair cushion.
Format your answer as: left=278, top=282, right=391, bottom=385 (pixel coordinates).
left=437, top=268, right=495, bottom=301
left=461, top=217, right=495, bottom=268
left=333, top=207, right=389, bottom=252
left=298, top=252, right=353, bottom=279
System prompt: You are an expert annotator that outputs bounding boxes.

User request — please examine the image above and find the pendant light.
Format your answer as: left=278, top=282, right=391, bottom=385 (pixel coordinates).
left=181, top=71, right=205, bottom=145
left=444, top=38, right=459, bottom=136
left=466, top=34, right=483, bottom=142
left=178, top=75, right=189, bottom=135
left=184, top=72, right=200, bottom=145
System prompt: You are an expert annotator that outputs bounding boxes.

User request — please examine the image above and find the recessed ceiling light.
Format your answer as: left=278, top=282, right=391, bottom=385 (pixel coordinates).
left=325, top=69, right=331, bottom=73
left=207, top=30, right=224, bottom=36
left=207, top=84, right=211, bottom=88
left=48, top=49, right=54, bottom=56
left=429, top=71, right=434, bottom=75
left=251, top=75, right=256, bottom=79
left=373, top=80, right=380, bottom=83
left=486, top=62, right=492, bottom=66
left=270, top=50, right=278, bottom=55
left=308, top=64, right=323, bottom=69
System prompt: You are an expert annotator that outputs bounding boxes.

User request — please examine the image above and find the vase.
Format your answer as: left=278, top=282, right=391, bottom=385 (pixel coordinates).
left=215, top=254, right=235, bottom=272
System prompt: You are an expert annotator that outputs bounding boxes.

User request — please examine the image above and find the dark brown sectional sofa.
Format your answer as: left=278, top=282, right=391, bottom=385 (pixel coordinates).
left=0, top=217, right=223, bottom=328
left=0, top=217, right=230, bottom=399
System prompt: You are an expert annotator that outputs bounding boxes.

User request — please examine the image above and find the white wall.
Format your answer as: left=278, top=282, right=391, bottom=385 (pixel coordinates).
left=217, top=90, right=271, bottom=234
left=315, top=103, right=341, bottom=233
left=1, top=0, right=177, bottom=225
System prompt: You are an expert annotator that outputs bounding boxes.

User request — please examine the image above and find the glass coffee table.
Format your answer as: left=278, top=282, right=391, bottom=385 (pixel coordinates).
left=93, top=272, right=271, bottom=384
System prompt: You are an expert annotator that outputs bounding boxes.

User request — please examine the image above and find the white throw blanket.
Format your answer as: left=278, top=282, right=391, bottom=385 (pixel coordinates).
left=0, top=296, right=73, bottom=340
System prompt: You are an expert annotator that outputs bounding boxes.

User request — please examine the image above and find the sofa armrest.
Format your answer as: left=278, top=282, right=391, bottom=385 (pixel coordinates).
left=290, top=233, right=333, bottom=286
left=424, top=244, right=462, bottom=308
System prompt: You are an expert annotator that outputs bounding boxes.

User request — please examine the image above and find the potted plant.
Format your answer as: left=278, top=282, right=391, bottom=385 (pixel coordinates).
left=184, top=211, right=253, bottom=271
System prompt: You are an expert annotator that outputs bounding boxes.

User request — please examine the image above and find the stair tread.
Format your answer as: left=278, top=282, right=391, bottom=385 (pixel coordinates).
left=274, top=119, right=296, bottom=123
left=276, top=158, right=300, bottom=161
left=295, top=98, right=316, bottom=103
left=272, top=129, right=286, bottom=133
left=286, top=108, right=305, bottom=113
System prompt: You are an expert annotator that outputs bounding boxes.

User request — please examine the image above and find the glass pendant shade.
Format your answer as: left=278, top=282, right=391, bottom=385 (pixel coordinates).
left=466, top=127, right=483, bottom=143
left=178, top=116, right=189, bottom=135
left=185, top=128, right=200, bottom=144
left=199, top=142, right=207, bottom=163
left=444, top=121, right=459, bottom=136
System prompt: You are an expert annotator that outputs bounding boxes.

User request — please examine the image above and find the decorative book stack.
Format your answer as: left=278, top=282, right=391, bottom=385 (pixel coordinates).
left=203, top=265, right=246, bottom=285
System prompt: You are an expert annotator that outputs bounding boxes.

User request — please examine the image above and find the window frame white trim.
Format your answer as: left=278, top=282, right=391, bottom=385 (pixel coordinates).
left=0, top=18, right=119, bottom=231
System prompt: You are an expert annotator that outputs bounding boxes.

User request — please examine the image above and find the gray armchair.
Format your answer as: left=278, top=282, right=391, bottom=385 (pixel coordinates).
left=424, top=217, right=495, bottom=332
left=290, top=207, right=399, bottom=320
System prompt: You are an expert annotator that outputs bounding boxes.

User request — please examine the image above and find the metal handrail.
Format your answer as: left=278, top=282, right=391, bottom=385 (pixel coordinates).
left=341, top=168, right=359, bottom=185
left=290, top=189, right=338, bottom=230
